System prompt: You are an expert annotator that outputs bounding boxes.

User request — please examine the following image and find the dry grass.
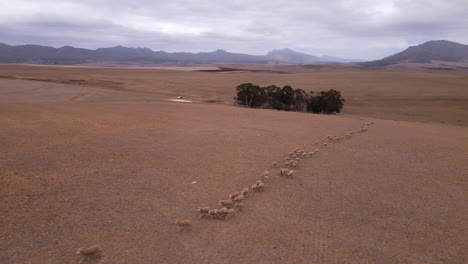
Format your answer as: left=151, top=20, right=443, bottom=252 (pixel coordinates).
left=0, top=64, right=467, bottom=126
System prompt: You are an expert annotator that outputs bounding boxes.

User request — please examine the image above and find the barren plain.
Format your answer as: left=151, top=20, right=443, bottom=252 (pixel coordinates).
left=1, top=65, right=467, bottom=263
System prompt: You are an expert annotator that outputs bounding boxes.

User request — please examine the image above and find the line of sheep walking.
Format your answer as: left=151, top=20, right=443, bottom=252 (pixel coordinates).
left=195, top=174, right=266, bottom=221
left=175, top=118, right=375, bottom=230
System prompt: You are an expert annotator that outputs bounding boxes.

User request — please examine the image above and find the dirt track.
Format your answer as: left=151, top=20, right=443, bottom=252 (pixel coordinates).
left=1, top=78, right=467, bottom=263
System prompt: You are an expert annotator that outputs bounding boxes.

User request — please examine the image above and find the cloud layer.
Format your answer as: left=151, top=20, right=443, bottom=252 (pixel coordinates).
left=1, top=0, right=467, bottom=60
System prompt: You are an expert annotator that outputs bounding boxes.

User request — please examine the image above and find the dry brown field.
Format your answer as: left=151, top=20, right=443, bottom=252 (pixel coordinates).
left=1, top=64, right=467, bottom=126
left=1, top=65, right=467, bottom=263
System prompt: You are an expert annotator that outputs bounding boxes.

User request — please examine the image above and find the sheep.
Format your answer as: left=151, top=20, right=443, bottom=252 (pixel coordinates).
left=76, top=245, right=101, bottom=264
left=308, top=151, right=314, bottom=157
left=323, top=143, right=328, bottom=147
left=234, top=202, right=244, bottom=211
left=197, top=206, right=210, bottom=218
left=76, top=244, right=101, bottom=260
left=175, top=220, right=192, bottom=230
left=241, top=187, right=249, bottom=196
left=219, top=199, right=234, bottom=208
left=234, top=194, right=245, bottom=203
left=280, top=168, right=289, bottom=176
left=286, top=170, right=294, bottom=178
left=284, top=161, right=290, bottom=167
left=229, top=191, right=240, bottom=200
left=208, top=209, right=218, bottom=219
left=217, top=207, right=228, bottom=220
left=226, top=208, right=236, bottom=220
left=252, top=182, right=264, bottom=192
left=288, top=152, right=293, bottom=156
left=262, top=175, right=269, bottom=182
left=291, top=161, right=298, bottom=168
left=272, top=161, right=278, bottom=167
left=263, top=170, right=270, bottom=177
left=301, top=153, right=307, bottom=158
left=315, top=148, right=319, bottom=153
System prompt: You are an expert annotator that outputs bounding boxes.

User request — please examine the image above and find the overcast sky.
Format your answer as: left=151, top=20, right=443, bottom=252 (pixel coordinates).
left=0, top=0, right=467, bottom=60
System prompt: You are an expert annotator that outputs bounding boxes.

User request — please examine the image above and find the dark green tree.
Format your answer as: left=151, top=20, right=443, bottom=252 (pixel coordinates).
left=321, top=89, right=345, bottom=114
left=234, top=83, right=267, bottom=108
left=293, top=89, right=307, bottom=111
left=270, top=85, right=294, bottom=110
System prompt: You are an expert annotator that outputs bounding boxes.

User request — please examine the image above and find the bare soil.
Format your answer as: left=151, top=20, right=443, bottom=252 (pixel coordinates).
left=0, top=71, right=467, bottom=263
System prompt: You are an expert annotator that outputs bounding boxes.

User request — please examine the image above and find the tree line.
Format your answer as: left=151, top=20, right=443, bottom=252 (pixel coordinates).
left=234, top=83, right=345, bottom=114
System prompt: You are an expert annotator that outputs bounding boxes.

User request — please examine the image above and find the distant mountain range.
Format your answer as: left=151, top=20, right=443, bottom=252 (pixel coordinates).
left=0, top=43, right=363, bottom=65
left=1, top=40, right=466, bottom=66
left=361, top=40, right=468, bottom=67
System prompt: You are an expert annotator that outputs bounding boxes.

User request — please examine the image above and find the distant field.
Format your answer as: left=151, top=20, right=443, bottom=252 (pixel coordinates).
left=0, top=64, right=467, bottom=126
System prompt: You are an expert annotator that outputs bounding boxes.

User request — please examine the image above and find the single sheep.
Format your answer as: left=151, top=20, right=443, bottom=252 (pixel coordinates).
left=208, top=209, right=218, bottom=219
left=280, top=168, right=289, bottom=176
left=272, top=161, right=278, bottom=167
left=226, top=208, right=236, bottom=220
left=229, top=191, right=240, bottom=200
left=234, top=194, right=245, bottom=203
left=76, top=244, right=101, bottom=257
left=219, top=199, right=234, bottom=208
left=197, top=206, right=210, bottom=218
left=175, top=220, right=192, bottom=230
left=234, top=202, right=244, bottom=211
left=76, top=245, right=101, bottom=264
left=241, top=187, right=249, bottom=196
left=217, top=207, right=228, bottom=220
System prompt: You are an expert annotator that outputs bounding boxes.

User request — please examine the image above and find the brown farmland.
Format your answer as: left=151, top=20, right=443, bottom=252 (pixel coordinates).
left=1, top=64, right=468, bottom=126
left=1, top=65, right=467, bottom=263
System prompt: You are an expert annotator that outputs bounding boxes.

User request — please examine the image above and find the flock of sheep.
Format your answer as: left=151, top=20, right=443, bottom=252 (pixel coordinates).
left=173, top=117, right=375, bottom=231
left=77, top=118, right=375, bottom=261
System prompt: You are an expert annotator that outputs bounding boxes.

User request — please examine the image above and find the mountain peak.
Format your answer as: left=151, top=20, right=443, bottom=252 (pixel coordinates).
left=362, top=40, right=468, bottom=66
left=266, top=48, right=319, bottom=63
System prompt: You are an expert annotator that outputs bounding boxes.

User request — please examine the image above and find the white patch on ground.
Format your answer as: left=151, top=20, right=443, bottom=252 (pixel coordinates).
left=169, top=99, right=192, bottom=103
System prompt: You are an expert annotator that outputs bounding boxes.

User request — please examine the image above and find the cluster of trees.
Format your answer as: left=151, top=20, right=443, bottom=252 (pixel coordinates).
left=234, top=83, right=345, bottom=114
